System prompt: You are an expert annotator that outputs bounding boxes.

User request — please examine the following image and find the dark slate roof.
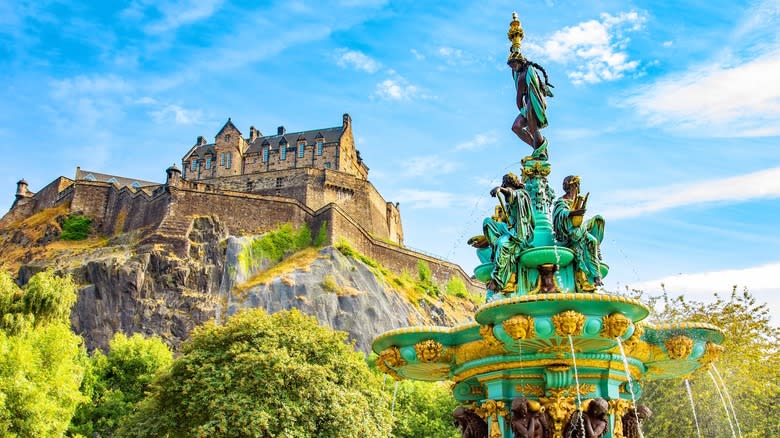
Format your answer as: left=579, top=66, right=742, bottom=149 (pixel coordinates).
left=245, top=126, right=343, bottom=155
left=75, top=168, right=160, bottom=188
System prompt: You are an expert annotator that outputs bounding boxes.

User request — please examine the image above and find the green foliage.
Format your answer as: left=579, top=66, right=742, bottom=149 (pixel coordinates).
left=636, top=288, right=780, bottom=438
left=320, top=275, right=340, bottom=294
left=69, top=333, right=173, bottom=437
left=416, top=260, right=440, bottom=297
left=0, top=270, right=87, bottom=437
left=61, top=214, right=92, bottom=241
left=118, top=309, right=392, bottom=437
left=386, top=380, right=459, bottom=438
left=238, top=223, right=315, bottom=272
left=445, top=277, right=468, bottom=298
left=315, top=221, right=328, bottom=246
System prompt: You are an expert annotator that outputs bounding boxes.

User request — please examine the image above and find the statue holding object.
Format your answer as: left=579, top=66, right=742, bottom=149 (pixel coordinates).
left=553, top=175, right=605, bottom=290
left=483, top=173, right=535, bottom=294
left=563, top=398, right=609, bottom=438
left=510, top=397, right=551, bottom=438
left=507, top=12, right=554, bottom=160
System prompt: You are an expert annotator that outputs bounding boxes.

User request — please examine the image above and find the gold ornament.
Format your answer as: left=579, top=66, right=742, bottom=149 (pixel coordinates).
left=664, top=335, right=694, bottom=359
left=540, top=388, right=577, bottom=438
left=516, top=383, right=545, bottom=397
left=609, top=399, right=633, bottom=438
left=602, top=313, right=631, bottom=339
left=476, top=399, right=508, bottom=438
left=503, top=315, right=536, bottom=340
left=552, top=310, right=585, bottom=337
left=414, top=339, right=444, bottom=363
left=699, top=342, right=725, bottom=365
left=507, top=12, right=525, bottom=62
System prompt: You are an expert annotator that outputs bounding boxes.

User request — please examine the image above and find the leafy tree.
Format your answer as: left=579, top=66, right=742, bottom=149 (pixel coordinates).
left=0, top=270, right=87, bottom=437
left=69, top=333, right=173, bottom=437
left=117, top=309, right=392, bottom=437
left=637, top=288, right=780, bottom=438
left=386, top=379, right=459, bottom=438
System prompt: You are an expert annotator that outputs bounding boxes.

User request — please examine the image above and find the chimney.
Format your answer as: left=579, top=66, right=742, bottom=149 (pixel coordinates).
left=277, top=126, right=286, bottom=135
left=197, top=136, right=207, bottom=146
left=250, top=126, right=261, bottom=142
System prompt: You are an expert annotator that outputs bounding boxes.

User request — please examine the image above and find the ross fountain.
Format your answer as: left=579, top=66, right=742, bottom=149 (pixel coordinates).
left=372, top=12, right=726, bottom=438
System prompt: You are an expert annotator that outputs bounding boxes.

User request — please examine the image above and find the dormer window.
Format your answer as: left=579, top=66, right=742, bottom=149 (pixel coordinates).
left=298, top=142, right=305, bottom=158
left=316, top=140, right=324, bottom=156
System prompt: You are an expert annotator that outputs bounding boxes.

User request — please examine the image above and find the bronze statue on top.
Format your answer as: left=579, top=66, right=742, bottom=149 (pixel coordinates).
left=453, top=406, right=489, bottom=438
left=507, top=12, right=554, bottom=160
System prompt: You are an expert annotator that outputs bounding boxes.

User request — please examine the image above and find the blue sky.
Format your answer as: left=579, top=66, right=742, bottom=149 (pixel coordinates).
left=1, top=0, right=779, bottom=318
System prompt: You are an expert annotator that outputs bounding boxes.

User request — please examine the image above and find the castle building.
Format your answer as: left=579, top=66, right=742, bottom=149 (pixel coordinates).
left=1, top=114, right=479, bottom=294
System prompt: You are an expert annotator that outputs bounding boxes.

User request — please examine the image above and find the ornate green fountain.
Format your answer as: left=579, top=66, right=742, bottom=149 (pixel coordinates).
left=372, top=12, right=725, bottom=438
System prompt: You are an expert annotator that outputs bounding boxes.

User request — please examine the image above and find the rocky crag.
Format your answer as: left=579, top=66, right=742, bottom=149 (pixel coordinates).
left=0, top=208, right=477, bottom=353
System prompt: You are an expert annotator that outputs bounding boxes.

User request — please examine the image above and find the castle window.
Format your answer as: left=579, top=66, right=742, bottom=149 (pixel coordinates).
left=316, top=141, right=323, bottom=156
left=263, top=147, right=269, bottom=162
left=298, top=142, right=305, bottom=158
left=280, top=144, right=287, bottom=160
left=275, top=177, right=282, bottom=188
left=205, top=157, right=212, bottom=169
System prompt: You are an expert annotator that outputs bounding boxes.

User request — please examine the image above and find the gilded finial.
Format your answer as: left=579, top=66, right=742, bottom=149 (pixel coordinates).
left=507, top=11, right=525, bottom=62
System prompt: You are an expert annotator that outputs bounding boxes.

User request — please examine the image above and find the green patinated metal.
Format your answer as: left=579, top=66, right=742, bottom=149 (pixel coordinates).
left=373, top=13, right=725, bottom=438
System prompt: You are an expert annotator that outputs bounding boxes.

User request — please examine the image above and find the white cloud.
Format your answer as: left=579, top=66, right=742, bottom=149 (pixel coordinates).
left=455, top=132, right=497, bottom=151
left=410, top=48, right=425, bottom=61
left=403, top=156, right=459, bottom=177
left=602, top=166, right=780, bottom=219
left=122, top=0, right=224, bottom=34
left=624, top=49, right=780, bottom=137
left=374, top=77, right=418, bottom=101
left=526, top=11, right=645, bottom=84
left=151, top=104, right=203, bottom=125
left=625, top=262, right=780, bottom=320
left=334, top=48, right=381, bottom=73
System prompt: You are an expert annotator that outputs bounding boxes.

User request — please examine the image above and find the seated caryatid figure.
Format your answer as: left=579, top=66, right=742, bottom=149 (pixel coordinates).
left=563, top=398, right=609, bottom=438
left=510, top=397, right=550, bottom=438
left=553, top=175, right=605, bottom=290
left=622, top=405, right=652, bottom=438
left=453, top=406, right=489, bottom=438
left=483, top=173, right=535, bottom=293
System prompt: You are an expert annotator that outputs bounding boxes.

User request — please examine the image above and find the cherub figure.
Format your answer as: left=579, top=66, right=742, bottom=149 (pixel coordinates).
left=510, top=397, right=550, bottom=438
left=453, top=406, right=489, bottom=438
left=563, top=398, right=609, bottom=438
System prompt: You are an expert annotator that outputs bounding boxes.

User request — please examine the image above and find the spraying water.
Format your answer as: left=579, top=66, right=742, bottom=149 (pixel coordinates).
left=568, top=335, right=585, bottom=437
left=708, top=369, right=737, bottom=438
left=684, top=379, right=703, bottom=438
left=616, top=337, right=644, bottom=438
left=712, top=364, right=743, bottom=438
